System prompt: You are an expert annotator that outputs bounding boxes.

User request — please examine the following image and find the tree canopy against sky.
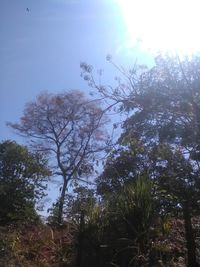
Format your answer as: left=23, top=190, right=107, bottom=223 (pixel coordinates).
left=1, top=1, right=200, bottom=265
left=0, top=140, right=50, bottom=225
left=87, top=55, right=200, bottom=267
left=8, top=90, right=108, bottom=223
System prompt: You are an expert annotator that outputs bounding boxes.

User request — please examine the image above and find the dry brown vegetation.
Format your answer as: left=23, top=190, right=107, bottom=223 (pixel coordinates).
left=0, top=216, right=200, bottom=267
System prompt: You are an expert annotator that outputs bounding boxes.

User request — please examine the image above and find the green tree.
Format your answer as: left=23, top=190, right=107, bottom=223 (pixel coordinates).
left=8, top=90, right=108, bottom=224
left=121, top=55, right=200, bottom=267
left=0, top=140, right=50, bottom=225
left=93, top=174, right=157, bottom=267
left=82, top=54, right=200, bottom=266
left=97, top=133, right=149, bottom=196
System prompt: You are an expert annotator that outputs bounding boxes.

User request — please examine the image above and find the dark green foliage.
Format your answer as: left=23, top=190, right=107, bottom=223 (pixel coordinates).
left=81, top=54, right=200, bottom=266
left=74, top=176, right=178, bottom=267
left=120, top=55, right=200, bottom=266
left=97, top=134, right=148, bottom=197
left=0, top=140, right=50, bottom=225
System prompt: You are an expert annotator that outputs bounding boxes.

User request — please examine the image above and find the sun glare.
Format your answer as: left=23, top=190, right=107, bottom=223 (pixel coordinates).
left=116, top=0, right=200, bottom=55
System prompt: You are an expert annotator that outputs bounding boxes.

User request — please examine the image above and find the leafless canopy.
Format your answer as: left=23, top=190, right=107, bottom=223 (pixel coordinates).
left=8, top=90, right=108, bottom=222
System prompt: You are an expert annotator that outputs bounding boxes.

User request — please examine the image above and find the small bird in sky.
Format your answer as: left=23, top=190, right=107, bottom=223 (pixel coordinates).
left=26, top=8, right=30, bottom=12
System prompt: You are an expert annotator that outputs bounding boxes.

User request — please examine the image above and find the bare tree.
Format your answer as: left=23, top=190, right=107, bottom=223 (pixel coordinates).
left=8, top=90, right=108, bottom=223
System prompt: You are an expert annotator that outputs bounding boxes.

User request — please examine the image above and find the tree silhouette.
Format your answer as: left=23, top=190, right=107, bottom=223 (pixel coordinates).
left=8, top=90, right=108, bottom=223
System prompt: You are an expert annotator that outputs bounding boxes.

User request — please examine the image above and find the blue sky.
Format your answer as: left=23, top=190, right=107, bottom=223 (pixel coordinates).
left=0, top=0, right=150, bottom=213
left=0, top=0, right=126, bottom=140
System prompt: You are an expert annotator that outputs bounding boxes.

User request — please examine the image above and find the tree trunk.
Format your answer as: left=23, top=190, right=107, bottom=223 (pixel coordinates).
left=76, top=210, right=85, bottom=267
left=57, top=176, right=68, bottom=224
left=183, top=201, right=197, bottom=267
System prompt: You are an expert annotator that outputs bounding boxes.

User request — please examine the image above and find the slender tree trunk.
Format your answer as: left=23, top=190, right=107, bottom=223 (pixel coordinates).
left=58, top=176, right=68, bottom=224
left=183, top=201, right=197, bottom=267
left=76, top=210, right=85, bottom=267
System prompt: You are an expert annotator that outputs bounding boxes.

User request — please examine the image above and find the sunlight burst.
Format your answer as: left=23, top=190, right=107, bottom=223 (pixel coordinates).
left=116, top=0, right=200, bottom=55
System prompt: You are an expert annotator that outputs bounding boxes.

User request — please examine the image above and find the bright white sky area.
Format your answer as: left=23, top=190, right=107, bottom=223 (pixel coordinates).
left=1, top=0, right=199, bottom=215
left=117, top=0, right=200, bottom=54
